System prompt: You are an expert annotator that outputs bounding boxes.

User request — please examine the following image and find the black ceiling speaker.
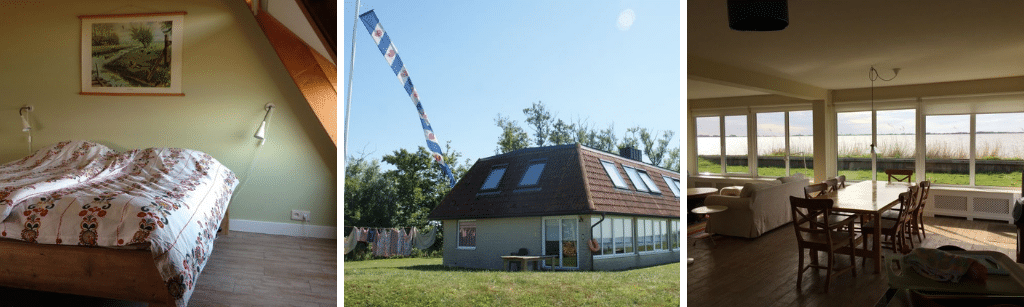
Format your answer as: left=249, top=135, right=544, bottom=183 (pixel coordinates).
left=728, top=0, right=789, bottom=31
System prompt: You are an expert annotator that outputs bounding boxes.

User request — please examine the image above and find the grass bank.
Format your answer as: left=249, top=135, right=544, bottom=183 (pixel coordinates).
left=344, top=257, right=680, bottom=307
left=697, top=158, right=1021, bottom=187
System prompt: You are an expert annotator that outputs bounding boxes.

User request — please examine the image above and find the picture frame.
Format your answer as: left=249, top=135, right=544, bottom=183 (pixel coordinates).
left=79, top=12, right=186, bottom=96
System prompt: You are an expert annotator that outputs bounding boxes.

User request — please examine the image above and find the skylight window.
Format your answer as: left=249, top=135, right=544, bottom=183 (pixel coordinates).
left=637, top=170, right=661, bottom=194
left=663, top=176, right=680, bottom=197
left=600, top=160, right=628, bottom=189
left=518, top=162, right=546, bottom=186
left=622, top=166, right=649, bottom=192
left=480, top=166, right=506, bottom=190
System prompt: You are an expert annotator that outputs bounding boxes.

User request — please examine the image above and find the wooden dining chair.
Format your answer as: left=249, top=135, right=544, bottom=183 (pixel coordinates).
left=885, top=169, right=914, bottom=183
left=789, top=196, right=860, bottom=293
left=824, top=178, right=840, bottom=193
left=912, top=180, right=931, bottom=242
left=861, top=187, right=918, bottom=255
left=804, top=183, right=830, bottom=199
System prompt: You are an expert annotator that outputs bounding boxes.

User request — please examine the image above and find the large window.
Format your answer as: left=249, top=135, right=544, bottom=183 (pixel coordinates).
left=876, top=110, right=916, bottom=180
left=724, top=115, right=748, bottom=174
left=789, top=111, right=814, bottom=178
left=592, top=216, right=634, bottom=257
left=457, top=220, right=476, bottom=249
left=756, top=112, right=786, bottom=177
left=926, top=115, right=970, bottom=185
left=696, top=116, right=721, bottom=174
left=667, top=218, right=675, bottom=250
left=837, top=111, right=873, bottom=181
left=976, top=113, right=1024, bottom=187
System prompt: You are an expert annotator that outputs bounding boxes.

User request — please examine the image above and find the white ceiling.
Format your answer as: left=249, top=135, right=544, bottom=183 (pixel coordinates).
left=687, top=1, right=1024, bottom=99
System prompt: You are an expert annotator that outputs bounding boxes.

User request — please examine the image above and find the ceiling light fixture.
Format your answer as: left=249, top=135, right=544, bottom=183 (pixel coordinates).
left=868, top=66, right=900, bottom=154
left=727, top=0, right=789, bottom=31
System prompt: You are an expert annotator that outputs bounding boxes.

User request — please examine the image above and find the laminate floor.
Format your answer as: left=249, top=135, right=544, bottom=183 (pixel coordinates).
left=0, top=231, right=337, bottom=307
left=686, top=216, right=1017, bottom=307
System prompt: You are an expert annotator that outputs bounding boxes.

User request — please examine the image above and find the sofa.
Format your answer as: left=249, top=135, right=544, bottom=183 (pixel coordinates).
left=704, top=174, right=809, bottom=238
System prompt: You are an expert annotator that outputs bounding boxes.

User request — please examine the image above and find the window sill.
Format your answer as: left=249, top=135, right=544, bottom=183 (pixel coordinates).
left=456, top=246, right=476, bottom=250
left=594, top=253, right=636, bottom=259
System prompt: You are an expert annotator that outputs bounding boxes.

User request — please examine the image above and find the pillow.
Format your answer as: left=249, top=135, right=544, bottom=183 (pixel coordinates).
left=739, top=183, right=760, bottom=198
left=778, top=173, right=806, bottom=184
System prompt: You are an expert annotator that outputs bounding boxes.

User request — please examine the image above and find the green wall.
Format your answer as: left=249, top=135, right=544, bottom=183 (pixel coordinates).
left=0, top=0, right=337, bottom=227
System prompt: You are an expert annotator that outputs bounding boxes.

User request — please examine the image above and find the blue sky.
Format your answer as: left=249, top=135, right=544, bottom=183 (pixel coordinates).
left=342, top=1, right=680, bottom=166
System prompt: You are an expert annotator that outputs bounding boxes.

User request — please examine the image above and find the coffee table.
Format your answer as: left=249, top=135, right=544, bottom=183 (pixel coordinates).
left=690, top=205, right=728, bottom=246
left=687, top=187, right=719, bottom=224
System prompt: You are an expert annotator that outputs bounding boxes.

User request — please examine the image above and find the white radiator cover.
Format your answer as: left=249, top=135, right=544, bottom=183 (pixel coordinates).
left=927, top=188, right=1019, bottom=224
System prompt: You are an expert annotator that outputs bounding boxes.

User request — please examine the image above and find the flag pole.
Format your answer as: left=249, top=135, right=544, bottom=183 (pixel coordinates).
left=343, top=0, right=360, bottom=157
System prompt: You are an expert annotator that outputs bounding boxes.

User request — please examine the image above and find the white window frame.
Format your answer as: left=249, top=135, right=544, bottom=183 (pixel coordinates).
left=592, top=216, right=635, bottom=259
left=600, top=160, right=630, bottom=189
left=662, top=176, right=680, bottom=197
left=480, top=165, right=507, bottom=190
left=541, top=215, right=580, bottom=269
left=694, top=108, right=814, bottom=178
left=456, top=220, right=477, bottom=250
left=622, top=166, right=650, bottom=192
left=637, top=170, right=661, bottom=194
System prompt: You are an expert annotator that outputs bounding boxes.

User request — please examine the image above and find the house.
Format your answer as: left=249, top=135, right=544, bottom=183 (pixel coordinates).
left=428, top=144, right=681, bottom=271
left=0, top=0, right=336, bottom=305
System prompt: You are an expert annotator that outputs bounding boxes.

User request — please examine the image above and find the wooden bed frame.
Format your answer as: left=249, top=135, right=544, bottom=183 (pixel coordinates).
left=0, top=211, right=230, bottom=306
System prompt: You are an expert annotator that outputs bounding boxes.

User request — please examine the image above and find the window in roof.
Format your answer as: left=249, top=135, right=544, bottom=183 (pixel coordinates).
left=480, top=166, right=506, bottom=190
left=600, top=160, right=628, bottom=189
left=622, top=166, right=649, bottom=192
left=637, top=171, right=661, bottom=194
left=662, top=176, right=680, bottom=197
left=518, top=161, right=546, bottom=186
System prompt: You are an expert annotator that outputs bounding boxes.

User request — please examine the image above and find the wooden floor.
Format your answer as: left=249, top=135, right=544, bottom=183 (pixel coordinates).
left=0, top=231, right=337, bottom=307
left=686, top=216, right=1017, bottom=307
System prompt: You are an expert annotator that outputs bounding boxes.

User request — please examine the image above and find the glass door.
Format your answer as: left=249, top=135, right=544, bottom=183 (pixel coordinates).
left=543, top=217, right=578, bottom=269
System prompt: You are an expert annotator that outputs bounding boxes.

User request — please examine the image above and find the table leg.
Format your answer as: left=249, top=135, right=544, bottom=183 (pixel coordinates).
left=503, top=259, right=509, bottom=272
left=522, top=259, right=531, bottom=271
left=873, top=213, right=882, bottom=273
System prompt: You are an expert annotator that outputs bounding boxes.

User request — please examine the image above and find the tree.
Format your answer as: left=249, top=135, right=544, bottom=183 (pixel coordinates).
left=548, top=119, right=575, bottom=145
left=344, top=156, right=399, bottom=227
left=494, top=115, right=530, bottom=154
left=129, top=24, right=153, bottom=48
left=523, top=101, right=553, bottom=146
left=379, top=144, right=469, bottom=228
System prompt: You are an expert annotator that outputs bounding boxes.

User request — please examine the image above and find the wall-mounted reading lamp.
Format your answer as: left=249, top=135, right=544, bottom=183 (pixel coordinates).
left=19, top=105, right=32, bottom=132
left=19, top=105, right=33, bottom=154
left=254, top=103, right=274, bottom=145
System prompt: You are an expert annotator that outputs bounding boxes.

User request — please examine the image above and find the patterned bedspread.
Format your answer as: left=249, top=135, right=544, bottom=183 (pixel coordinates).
left=0, top=140, right=237, bottom=307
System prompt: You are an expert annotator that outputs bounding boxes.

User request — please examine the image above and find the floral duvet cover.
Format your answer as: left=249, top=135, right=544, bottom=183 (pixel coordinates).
left=0, top=140, right=237, bottom=306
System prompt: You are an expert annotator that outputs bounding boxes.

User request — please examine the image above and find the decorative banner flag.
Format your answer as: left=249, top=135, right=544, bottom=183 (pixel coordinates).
left=359, top=10, right=457, bottom=188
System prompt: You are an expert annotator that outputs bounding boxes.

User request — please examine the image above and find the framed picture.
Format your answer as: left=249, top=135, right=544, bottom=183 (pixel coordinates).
left=79, top=12, right=186, bottom=96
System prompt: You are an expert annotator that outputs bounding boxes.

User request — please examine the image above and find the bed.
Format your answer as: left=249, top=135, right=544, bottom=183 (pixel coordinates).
left=0, top=140, right=237, bottom=307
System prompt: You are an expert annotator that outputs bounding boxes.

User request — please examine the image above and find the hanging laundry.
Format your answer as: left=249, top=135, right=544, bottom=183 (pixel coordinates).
left=414, top=225, right=437, bottom=250
left=357, top=227, right=369, bottom=242
left=367, top=229, right=377, bottom=243
left=344, top=227, right=361, bottom=254
left=401, top=227, right=415, bottom=256
left=388, top=228, right=402, bottom=257
left=373, top=229, right=387, bottom=257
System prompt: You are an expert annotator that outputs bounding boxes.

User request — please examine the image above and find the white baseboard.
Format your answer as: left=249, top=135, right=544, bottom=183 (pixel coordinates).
left=229, top=219, right=337, bottom=239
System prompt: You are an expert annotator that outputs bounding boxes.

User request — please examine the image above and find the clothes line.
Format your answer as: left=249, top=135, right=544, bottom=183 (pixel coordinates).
left=344, top=225, right=439, bottom=256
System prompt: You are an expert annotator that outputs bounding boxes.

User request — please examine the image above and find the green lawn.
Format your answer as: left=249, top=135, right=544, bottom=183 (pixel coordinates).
left=344, top=257, right=680, bottom=307
left=699, top=158, right=1021, bottom=187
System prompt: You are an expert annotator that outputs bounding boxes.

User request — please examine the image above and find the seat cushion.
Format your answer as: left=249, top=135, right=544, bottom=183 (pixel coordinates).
left=801, top=231, right=862, bottom=248
left=862, top=218, right=899, bottom=232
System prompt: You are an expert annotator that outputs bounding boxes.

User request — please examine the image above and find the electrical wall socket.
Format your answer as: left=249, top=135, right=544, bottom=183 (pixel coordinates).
left=291, top=210, right=310, bottom=221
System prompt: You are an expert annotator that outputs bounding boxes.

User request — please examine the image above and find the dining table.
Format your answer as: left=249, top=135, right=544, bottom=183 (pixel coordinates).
left=828, top=180, right=912, bottom=273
